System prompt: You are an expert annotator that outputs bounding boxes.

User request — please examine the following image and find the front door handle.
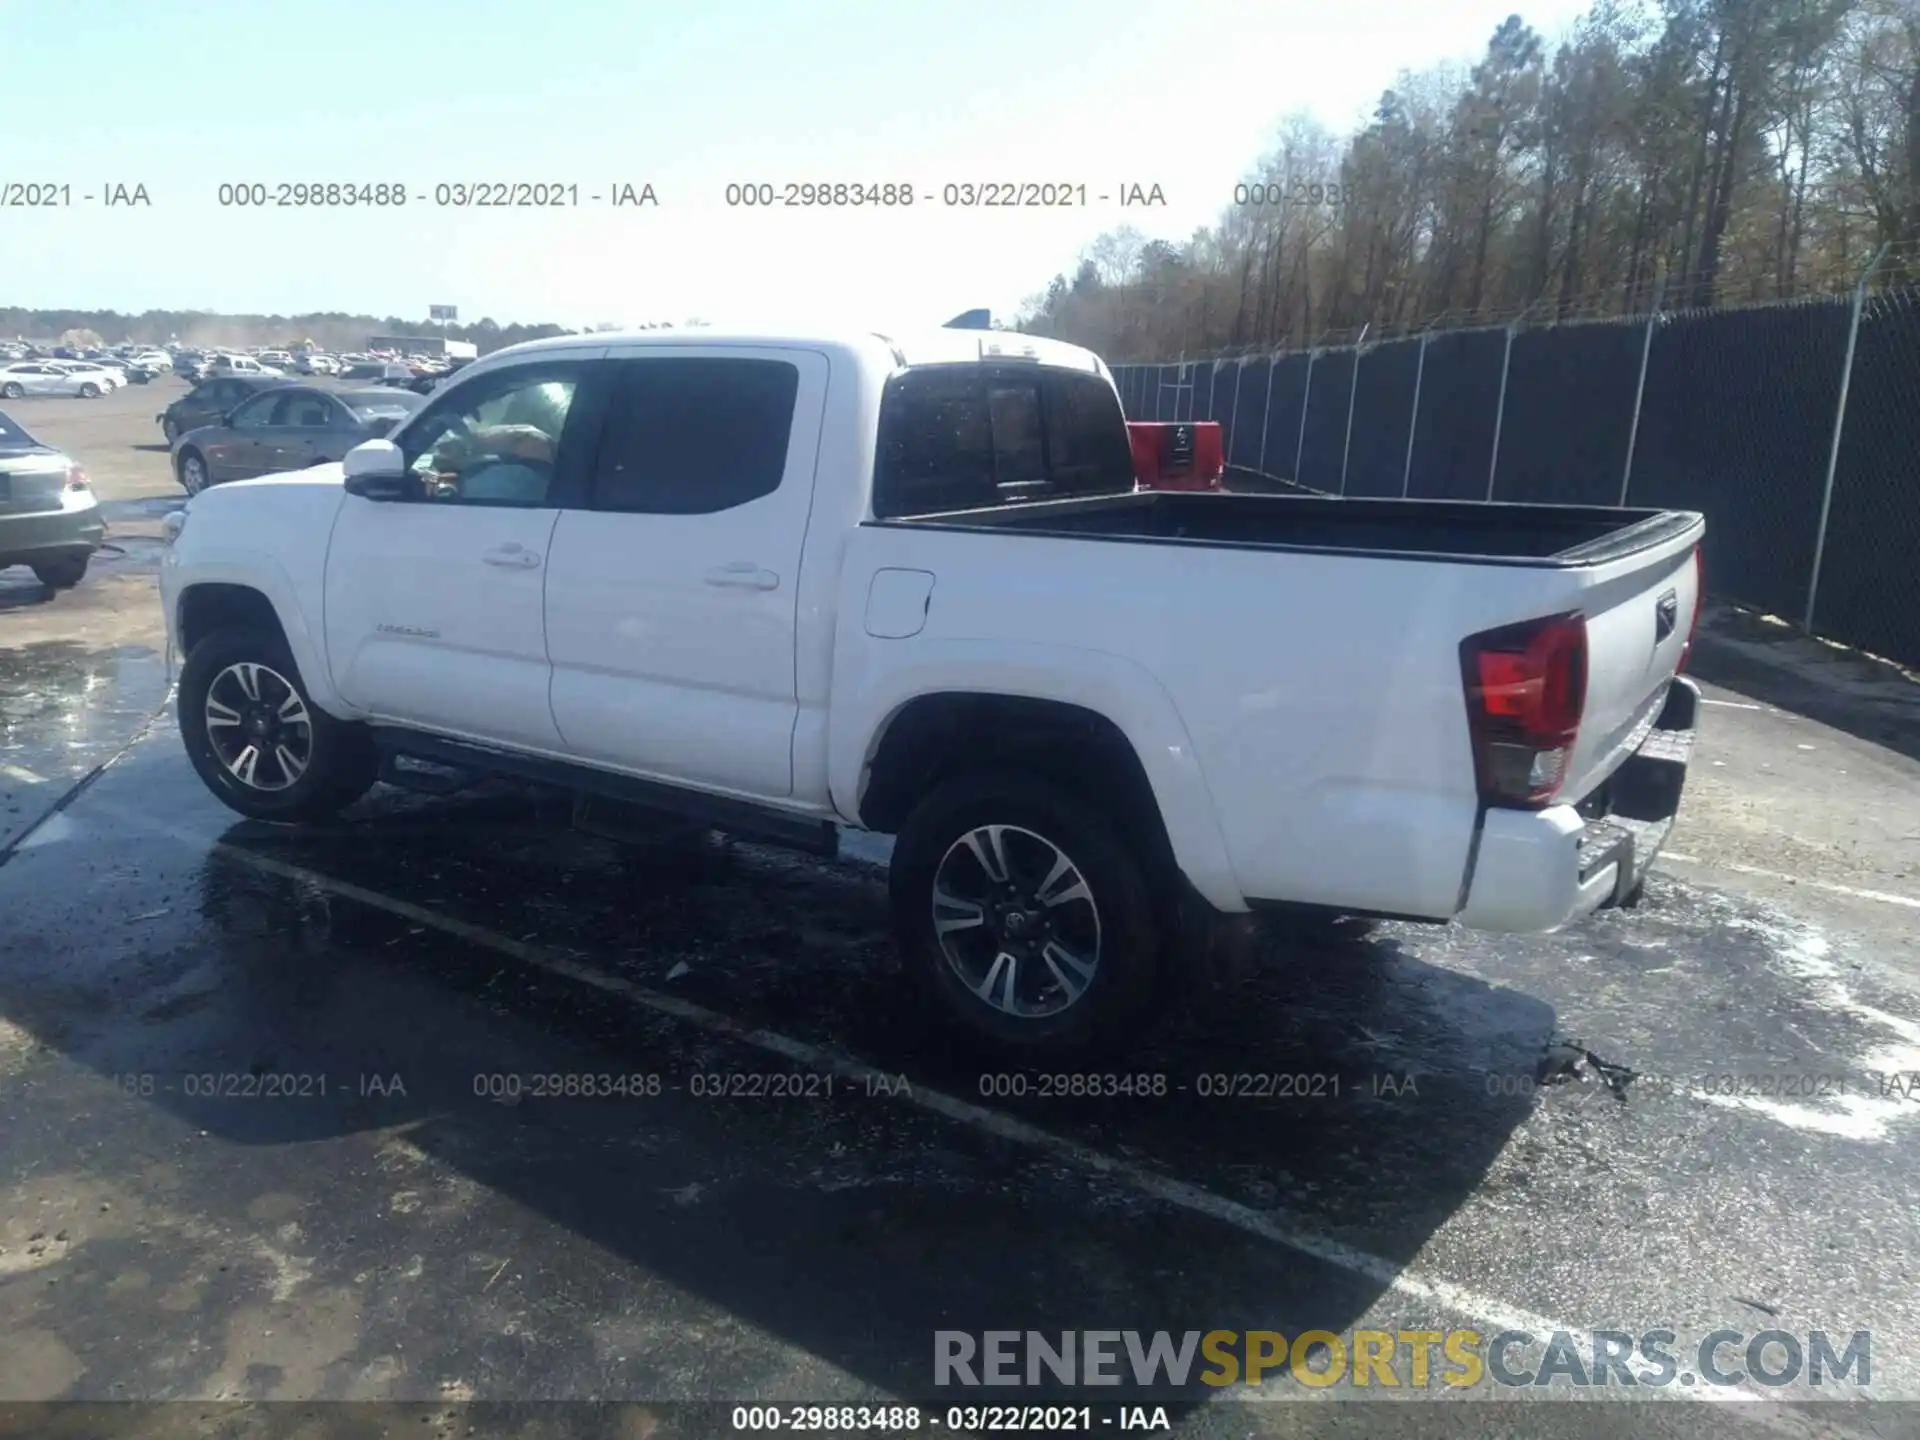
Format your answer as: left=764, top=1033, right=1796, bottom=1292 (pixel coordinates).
left=704, top=562, right=778, bottom=590
left=482, top=544, right=542, bottom=569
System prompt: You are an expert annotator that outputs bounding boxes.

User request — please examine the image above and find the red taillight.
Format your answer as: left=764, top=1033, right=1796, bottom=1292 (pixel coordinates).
left=1461, top=612, right=1588, bottom=807
left=65, top=465, right=89, bottom=492
left=1676, top=547, right=1703, bottom=674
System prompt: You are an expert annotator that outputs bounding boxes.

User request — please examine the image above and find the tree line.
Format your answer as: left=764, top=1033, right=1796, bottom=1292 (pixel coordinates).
left=0, top=308, right=576, bottom=354
left=1019, top=0, right=1920, bottom=359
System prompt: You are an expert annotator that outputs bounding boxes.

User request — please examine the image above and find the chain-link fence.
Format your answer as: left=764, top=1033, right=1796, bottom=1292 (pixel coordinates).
left=1110, top=282, right=1920, bottom=670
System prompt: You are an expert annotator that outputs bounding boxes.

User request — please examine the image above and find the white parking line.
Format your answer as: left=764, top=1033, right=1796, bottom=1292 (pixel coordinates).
left=0, top=764, right=49, bottom=786
left=1659, top=852, right=1920, bottom=910
left=1699, top=698, right=1766, bottom=711
left=82, top=802, right=1792, bottom=1411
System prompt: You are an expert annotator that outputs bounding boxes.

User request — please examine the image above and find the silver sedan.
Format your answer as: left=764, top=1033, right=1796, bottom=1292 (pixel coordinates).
left=0, top=361, right=114, bottom=398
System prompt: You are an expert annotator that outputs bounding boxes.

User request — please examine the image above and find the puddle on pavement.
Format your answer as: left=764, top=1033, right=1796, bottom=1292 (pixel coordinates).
left=0, top=642, right=170, bottom=847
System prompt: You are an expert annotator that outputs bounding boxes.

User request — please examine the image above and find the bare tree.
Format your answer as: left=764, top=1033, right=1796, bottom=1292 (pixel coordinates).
left=1016, top=0, right=1915, bottom=357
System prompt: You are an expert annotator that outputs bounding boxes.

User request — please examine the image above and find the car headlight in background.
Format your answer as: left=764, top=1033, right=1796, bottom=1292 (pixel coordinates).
left=163, top=508, right=188, bottom=545
left=65, top=464, right=90, bottom=492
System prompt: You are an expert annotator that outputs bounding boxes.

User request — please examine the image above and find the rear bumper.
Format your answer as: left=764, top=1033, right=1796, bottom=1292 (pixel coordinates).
left=1456, top=677, right=1699, bottom=932
left=0, top=498, right=106, bottom=567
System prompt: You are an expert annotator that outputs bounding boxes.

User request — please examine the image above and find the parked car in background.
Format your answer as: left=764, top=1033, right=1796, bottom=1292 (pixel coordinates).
left=206, top=354, right=280, bottom=378
left=293, top=353, right=340, bottom=376
left=1129, top=422, right=1225, bottom=491
left=2, top=362, right=94, bottom=398
left=132, top=350, right=173, bottom=372
left=172, top=385, right=423, bottom=495
left=53, top=362, right=125, bottom=393
left=0, top=406, right=101, bottom=589
left=259, top=351, right=294, bottom=370
left=89, top=357, right=156, bottom=385
left=405, top=358, right=471, bottom=394
left=158, top=374, right=295, bottom=445
left=1, top=362, right=117, bottom=398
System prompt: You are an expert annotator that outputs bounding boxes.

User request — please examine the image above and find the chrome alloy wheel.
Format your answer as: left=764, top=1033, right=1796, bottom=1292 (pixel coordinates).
left=930, top=823, right=1102, bottom=1018
left=204, top=661, right=312, bottom=791
left=179, top=453, right=207, bottom=494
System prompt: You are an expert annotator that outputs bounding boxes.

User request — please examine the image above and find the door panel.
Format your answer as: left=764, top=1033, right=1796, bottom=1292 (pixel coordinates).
left=320, top=358, right=602, bottom=751
left=323, top=500, right=563, bottom=749
left=263, top=394, right=338, bottom=471
left=545, top=348, right=828, bottom=799
left=208, top=428, right=268, bottom=482
left=266, top=427, right=326, bottom=470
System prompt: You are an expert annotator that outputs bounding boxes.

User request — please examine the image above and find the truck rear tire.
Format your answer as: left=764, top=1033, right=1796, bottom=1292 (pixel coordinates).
left=178, top=627, right=378, bottom=822
left=889, top=771, right=1161, bottom=1055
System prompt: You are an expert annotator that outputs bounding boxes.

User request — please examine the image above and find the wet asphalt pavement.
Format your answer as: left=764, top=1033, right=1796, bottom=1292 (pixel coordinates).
left=1, top=604, right=1918, bottom=1437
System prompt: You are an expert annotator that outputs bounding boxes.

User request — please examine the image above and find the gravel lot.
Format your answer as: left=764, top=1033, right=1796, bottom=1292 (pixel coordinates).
left=0, top=379, right=1917, bottom=1437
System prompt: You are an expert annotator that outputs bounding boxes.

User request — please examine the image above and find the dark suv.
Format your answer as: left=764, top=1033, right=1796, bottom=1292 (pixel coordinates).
left=159, top=375, right=294, bottom=445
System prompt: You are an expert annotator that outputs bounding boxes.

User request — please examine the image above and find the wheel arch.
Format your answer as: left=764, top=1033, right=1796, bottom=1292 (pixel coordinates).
left=835, top=650, right=1245, bottom=912
left=171, top=565, right=344, bottom=715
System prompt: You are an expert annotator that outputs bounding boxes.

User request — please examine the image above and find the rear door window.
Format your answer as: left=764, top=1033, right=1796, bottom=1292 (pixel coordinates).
left=586, top=357, right=800, bottom=515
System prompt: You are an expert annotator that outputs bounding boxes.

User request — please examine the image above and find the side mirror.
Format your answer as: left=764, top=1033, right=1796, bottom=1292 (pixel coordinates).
left=342, top=439, right=408, bottom=500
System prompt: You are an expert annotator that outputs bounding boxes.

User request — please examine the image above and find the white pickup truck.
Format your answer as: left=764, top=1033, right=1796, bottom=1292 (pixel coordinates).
left=160, top=325, right=1704, bottom=1052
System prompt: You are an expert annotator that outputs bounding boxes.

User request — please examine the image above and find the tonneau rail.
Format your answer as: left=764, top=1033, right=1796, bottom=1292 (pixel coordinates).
left=1552, top=509, right=1703, bottom=565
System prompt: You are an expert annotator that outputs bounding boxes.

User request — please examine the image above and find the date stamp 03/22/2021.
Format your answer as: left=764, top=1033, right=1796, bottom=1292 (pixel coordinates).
left=0, top=178, right=1179, bottom=212
left=104, top=1066, right=1920, bottom=1107
left=100, top=1069, right=1413, bottom=1106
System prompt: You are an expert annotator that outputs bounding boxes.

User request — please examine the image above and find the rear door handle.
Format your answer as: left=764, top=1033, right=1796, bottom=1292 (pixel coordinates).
left=704, top=562, right=779, bottom=590
left=482, top=544, right=542, bottom=569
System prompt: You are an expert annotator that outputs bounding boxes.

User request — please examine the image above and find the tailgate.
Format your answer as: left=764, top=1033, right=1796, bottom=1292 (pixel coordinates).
left=1563, top=523, right=1704, bottom=802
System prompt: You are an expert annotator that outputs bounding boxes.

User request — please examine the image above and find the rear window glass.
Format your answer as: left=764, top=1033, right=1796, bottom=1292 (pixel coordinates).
left=873, top=364, right=1134, bottom=518
left=347, top=394, right=419, bottom=423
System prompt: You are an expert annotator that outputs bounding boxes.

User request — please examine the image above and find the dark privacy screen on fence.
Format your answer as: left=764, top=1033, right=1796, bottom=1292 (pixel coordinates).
left=1630, top=301, right=1848, bottom=624
left=1110, top=285, right=1920, bottom=670
left=1814, top=292, right=1920, bottom=666
left=1494, top=322, right=1644, bottom=507
left=1408, top=327, right=1508, bottom=501
left=1342, top=340, right=1421, bottom=498
left=1223, top=359, right=1267, bottom=468
left=1296, top=348, right=1357, bottom=492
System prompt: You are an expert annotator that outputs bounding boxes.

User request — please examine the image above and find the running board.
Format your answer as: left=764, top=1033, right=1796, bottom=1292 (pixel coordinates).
left=368, top=727, right=840, bottom=858
left=378, top=752, right=479, bottom=796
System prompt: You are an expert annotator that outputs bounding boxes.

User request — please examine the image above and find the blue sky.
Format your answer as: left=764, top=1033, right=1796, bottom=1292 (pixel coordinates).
left=4, top=0, right=1590, bottom=331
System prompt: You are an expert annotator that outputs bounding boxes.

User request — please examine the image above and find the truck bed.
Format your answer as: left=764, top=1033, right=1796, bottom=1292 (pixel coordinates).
left=882, top=489, right=1700, bottom=567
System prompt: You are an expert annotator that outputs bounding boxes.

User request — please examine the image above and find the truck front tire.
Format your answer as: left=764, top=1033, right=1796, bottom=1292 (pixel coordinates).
left=889, top=771, right=1161, bottom=1055
left=178, top=627, right=378, bottom=822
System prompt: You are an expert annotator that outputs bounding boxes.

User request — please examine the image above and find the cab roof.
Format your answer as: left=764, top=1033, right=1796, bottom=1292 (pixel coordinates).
left=475, top=325, right=1110, bottom=378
